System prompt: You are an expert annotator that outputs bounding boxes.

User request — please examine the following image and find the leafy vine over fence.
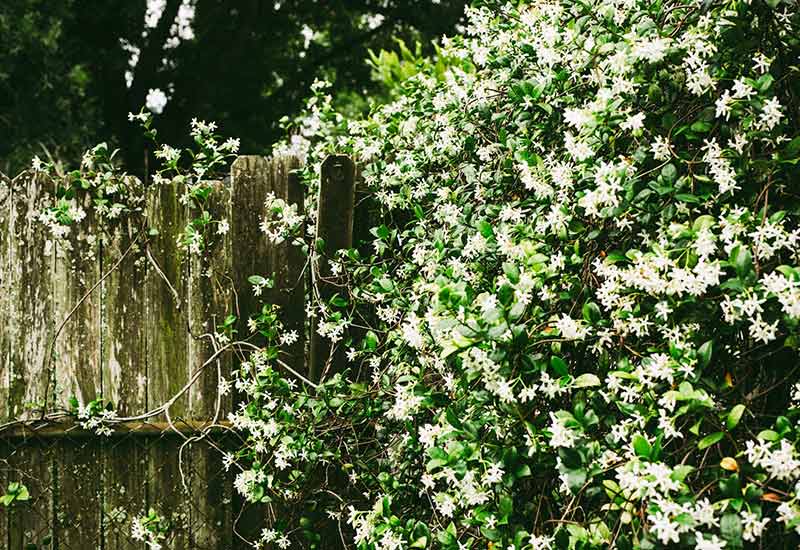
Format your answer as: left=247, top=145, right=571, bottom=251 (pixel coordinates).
left=0, top=153, right=357, bottom=548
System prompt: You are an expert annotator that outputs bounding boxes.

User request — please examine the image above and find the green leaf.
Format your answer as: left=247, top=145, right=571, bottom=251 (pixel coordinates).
left=726, top=404, right=746, bottom=430
left=364, top=331, right=378, bottom=351
left=698, top=431, right=724, bottom=450
left=720, top=513, right=743, bottom=549
left=550, top=356, right=568, bottom=377
left=503, top=262, right=520, bottom=284
left=698, top=340, right=713, bottom=368
left=581, top=302, right=601, bottom=323
left=573, top=373, right=601, bottom=388
left=730, top=245, right=753, bottom=279
left=633, top=435, right=651, bottom=458
left=692, top=215, right=716, bottom=232
left=690, top=121, right=712, bottom=133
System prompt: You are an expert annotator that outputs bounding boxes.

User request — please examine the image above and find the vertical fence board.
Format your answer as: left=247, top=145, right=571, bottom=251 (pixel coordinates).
left=102, top=180, right=148, bottom=415
left=229, top=156, right=270, bottom=544
left=149, top=438, right=192, bottom=549
left=7, top=172, right=54, bottom=419
left=52, top=190, right=102, bottom=409
left=7, top=443, right=54, bottom=550
left=0, top=173, right=11, bottom=422
left=101, top=187, right=149, bottom=550
left=269, top=157, right=306, bottom=372
left=50, top=179, right=104, bottom=547
left=145, top=181, right=191, bottom=549
left=310, top=155, right=356, bottom=382
left=229, top=155, right=306, bottom=543
left=188, top=180, right=233, bottom=420
left=188, top=438, right=233, bottom=550
left=230, top=156, right=270, bottom=347
left=145, top=181, right=190, bottom=420
left=0, top=442, right=8, bottom=548
left=186, top=180, right=234, bottom=548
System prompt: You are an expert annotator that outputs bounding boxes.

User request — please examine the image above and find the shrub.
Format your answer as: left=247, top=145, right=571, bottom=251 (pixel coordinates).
left=228, top=1, right=800, bottom=548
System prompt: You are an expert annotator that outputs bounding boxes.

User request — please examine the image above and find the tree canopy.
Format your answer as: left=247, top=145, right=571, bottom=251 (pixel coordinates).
left=0, top=0, right=467, bottom=174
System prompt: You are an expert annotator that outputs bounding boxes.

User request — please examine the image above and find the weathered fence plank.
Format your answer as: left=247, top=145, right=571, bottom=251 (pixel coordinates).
left=186, top=180, right=235, bottom=548
left=188, top=438, right=234, bottom=549
left=0, top=153, right=336, bottom=548
left=188, top=180, right=233, bottom=420
left=145, top=181, right=190, bottom=421
left=0, top=174, right=11, bottom=422
left=149, top=438, right=192, bottom=549
left=52, top=194, right=102, bottom=411
left=230, top=156, right=271, bottom=346
left=310, top=155, right=356, bottom=382
left=99, top=180, right=149, bottom=550
left=144, top=181, right=192, bottom=549
left=102, top=437, right=149, bottom=550
left=6, top=172, right=54, bottom=419
left=266, top=157, right=306, bottom=371
left=102, top=178, right=148, bottom=416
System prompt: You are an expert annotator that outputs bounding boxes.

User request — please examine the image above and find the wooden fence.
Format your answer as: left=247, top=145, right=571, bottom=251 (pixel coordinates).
left=0, top=154, right=358, bottom=549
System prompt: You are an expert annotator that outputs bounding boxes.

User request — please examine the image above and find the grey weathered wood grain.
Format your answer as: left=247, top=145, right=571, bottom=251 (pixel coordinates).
left=102, top=177, right=148, bottom=416
left=148, top=438, right=191, bottom=549
left=100, top=177, right=149, bottom=550
left=269, top=157, right=306, bottom=374
left=188, top=438, right=233, bottom=549
left=230, top=156, right=306, bottom=370
left=145, top=181, right=191, bottom=549
left=187, top=180, right=233, bottom=421
left=229, top=156, right=271, bottom=348
left=52, top=185, right=102, bottom=410
left=185, top=181, right=234, bottom=549
left=6, top=171, right=54, bottom=419
left=0, top=173, right=11, bottom=421
left=145, top=181, right=190, bottom=420
left=309, top=155, right=356, bottom=382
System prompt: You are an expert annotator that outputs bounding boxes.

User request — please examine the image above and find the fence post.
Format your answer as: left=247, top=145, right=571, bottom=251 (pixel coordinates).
left=309, top=155, right=356, bottom=382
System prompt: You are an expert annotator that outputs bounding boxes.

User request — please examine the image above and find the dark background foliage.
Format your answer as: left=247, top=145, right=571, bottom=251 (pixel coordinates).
left=0, top=0, right=467, bottom=174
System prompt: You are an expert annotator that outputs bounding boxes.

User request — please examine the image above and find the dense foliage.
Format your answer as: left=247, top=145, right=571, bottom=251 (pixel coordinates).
left=228, top=0, right=800, bottom=548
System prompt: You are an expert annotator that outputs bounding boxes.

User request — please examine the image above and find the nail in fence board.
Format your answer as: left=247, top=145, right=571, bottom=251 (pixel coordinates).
left=310, top=155, right=356, bottom=382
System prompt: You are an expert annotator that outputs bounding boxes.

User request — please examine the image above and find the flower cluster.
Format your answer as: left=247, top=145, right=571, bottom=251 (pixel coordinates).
left=219, top=0, right=800, bottom=548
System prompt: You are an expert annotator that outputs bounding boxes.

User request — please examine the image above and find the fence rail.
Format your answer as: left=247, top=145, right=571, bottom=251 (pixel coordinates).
left=0, top=154, right=358, bottom=549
